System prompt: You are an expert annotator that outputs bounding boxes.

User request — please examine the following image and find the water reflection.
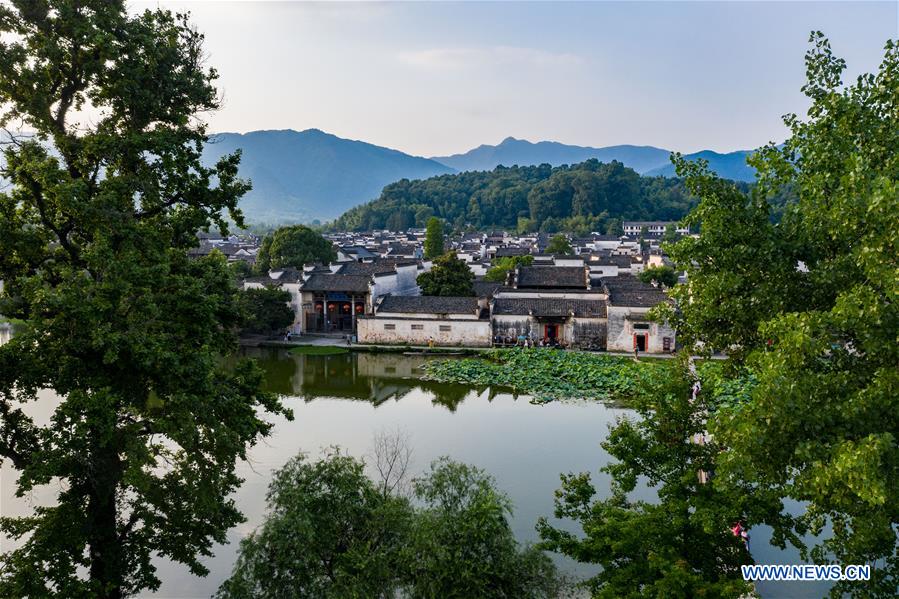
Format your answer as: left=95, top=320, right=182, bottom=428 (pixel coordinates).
left=246, top=347, right=510, bottom=412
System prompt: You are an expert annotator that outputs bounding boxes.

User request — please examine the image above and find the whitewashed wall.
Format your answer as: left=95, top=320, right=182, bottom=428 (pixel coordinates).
left=357, top=317, right=491, bottom=347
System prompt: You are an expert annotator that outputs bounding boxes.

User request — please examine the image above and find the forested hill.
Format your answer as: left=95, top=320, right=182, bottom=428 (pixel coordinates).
left=331, top=159, right=747, bottom=233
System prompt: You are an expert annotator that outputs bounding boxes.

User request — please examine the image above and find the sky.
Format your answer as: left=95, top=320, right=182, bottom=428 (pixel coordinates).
left=137, top=1, right=898, bottom=157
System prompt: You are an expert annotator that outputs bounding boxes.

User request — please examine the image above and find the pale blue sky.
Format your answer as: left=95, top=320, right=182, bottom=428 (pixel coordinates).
left=141, top=1, right=897, bottom=156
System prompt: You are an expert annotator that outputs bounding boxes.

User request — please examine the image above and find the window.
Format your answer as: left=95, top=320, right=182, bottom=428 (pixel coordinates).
left=411, top=324, right=424, bottom=331
left=384, top=324, right=395, bottom=330
left=439, top=325, right=451, bottom=332
left=634, top=323, right=650, bottom=330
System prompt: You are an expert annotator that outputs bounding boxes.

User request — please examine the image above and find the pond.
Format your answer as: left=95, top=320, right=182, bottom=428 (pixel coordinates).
left=0, top=339, right=831, bottom=598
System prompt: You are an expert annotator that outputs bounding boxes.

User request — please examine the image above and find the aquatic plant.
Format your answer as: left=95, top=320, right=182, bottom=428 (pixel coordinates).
left=422, top=349, right=657, bottom=403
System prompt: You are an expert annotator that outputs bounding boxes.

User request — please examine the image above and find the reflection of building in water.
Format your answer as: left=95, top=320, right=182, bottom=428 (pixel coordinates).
left=285, top=352, right=424, bottom=406
left=253, top=349, right=484, bottom=412
left=0, top=323, right=14, bottom=347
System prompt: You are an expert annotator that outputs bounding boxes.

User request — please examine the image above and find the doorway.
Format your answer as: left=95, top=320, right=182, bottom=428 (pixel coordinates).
left=634, top=334, right=647, bottom=352
left=544, top=324, right=559, bottom=342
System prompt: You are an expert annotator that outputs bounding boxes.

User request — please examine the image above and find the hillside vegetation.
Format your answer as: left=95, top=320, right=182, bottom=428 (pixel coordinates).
left=331, top=158, right=776, bottom=233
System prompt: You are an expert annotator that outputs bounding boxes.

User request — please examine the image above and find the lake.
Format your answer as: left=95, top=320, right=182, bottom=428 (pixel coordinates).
left=0, top=338, right=831, bottom=598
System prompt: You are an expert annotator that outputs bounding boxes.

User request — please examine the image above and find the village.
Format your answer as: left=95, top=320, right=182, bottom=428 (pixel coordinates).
left=198, top=221, right=686, bottom=354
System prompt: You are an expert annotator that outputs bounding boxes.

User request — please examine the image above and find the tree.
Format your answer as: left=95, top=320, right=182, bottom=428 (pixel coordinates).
left=217, top=450, right=560, bottom=599
left=639, top=265, right=678, bottom=288
left=664, top=34, right=899, bottom=595
left=0, top=3, right=289, bottom=597
left=423, top=216, right=444, bottom=259
left=661, top=223, right=680, bottom=244
left=484, top=255, right=534, bottom=283
left=408, top=458, right=561, bottom=599
left=255, top=225, right=335, bottom=272
left=228, top=260, right=254, bottom=281
left=239, top=287, right=295, bottom=336
left=605, top=218, right=623, bottom=236
left=538, top=357, right=755, bottom=598
left=216, top=449, right=411, bottom=599
left=545, top=234, right=572, bottom=255
left=417, top=252, right=474, bottom=296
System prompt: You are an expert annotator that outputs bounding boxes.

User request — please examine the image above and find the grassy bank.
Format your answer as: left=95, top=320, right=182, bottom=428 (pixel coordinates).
left=422, top=348, right=657, bottom=403
left=288, top=345, right=350, bottom=356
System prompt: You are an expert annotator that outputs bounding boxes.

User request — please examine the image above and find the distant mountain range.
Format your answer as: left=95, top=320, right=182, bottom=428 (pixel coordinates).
left=432, top=137, right=673, bottom=174
left=198, top=129, right=760, bottom=223
left=200, top=129, right=453, bottom=223
left=432, top=137, right=758, bottom=181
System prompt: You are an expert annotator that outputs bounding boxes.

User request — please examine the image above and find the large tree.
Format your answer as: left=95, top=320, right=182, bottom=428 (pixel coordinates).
left=217, top=451, right=560, bottom=598
left=216, top=449, right=412, bottom=599
left=665, top=33, right=899, bottom=596
left=408, top=458, right=561, bottom=599
left=0, top=2, right=288, bottom=597
left=255, top=224, right=335, bottom=272
left=416, top=252, right=474, bottom=297
left=538, top=357, right=755, bottom=598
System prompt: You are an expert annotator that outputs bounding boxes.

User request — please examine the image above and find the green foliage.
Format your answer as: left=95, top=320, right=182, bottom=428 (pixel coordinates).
left=216, top=449, right=411, bottom=599
left=0, top=3, right=289, bottom=597
left=239, top=287, right=294, bottom=335
left=407, top=458, right=561, bottom=599
left=537, top=356, right=755, bottom=598
left=228, top=260, right=254, bottom=280
left=423, top=216, right=444, bottom=259
left=667, top=34, right=899, bottom=595
left=423, top=349, right=653, bottom=403
left=255, top=225, right=335, bottom=272
left=217, top=451, right=560, bottom=598
left=332, top=160, right=717, bottom=233
left=638, top=265, right=678, bottom=288
left=661, top=223, right=680, bottom=244
left=417, top=252, right=474, bottom=296
left=484, top=254, right=534, bottom=283
left=545, top=234, right=573, bottom=255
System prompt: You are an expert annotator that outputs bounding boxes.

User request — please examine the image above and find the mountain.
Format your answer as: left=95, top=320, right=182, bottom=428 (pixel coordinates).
left=200, top=129, right=454, bottom=223
left=432, top=137, right=672, bottom=174
left=643, top=149, right=756, bottom=181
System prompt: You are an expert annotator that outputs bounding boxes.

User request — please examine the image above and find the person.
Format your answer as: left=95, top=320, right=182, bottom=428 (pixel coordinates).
left=741, top=528, right=750, bottom=550
left=634, top=345, right=639, bottom=360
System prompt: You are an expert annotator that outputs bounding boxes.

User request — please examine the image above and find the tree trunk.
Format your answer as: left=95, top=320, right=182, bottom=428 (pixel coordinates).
left=87, top=438, right=124, bottom=599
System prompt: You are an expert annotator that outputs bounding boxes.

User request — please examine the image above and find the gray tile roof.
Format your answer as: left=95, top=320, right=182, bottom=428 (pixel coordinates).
left=336, top=258, right=409, bottom=276
left=493, top=298, right=607, bottom=318
left=495, top=247, right=530, bottom=257
left=516, top=266, right=588, bottom=289
left=301, top=274, right=372, bottom=293
left=377, top=295, right=479, bottom=315
left=472, top=281, right=506, bottom=298
left=603, top=275, right=671, bottom=307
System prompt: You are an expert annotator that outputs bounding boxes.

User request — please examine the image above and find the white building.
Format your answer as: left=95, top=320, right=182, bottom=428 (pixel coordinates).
left=357, top=296, right=491, bottom=347
left=622, top=221, right=690, bottom=237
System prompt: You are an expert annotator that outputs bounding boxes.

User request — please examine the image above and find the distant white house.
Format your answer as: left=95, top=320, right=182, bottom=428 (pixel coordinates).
left=622, top=221, right=689, bottom=237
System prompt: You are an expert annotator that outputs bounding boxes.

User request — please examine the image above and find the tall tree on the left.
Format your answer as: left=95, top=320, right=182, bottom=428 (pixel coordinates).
left=0, top=3, right=290, bottom=598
